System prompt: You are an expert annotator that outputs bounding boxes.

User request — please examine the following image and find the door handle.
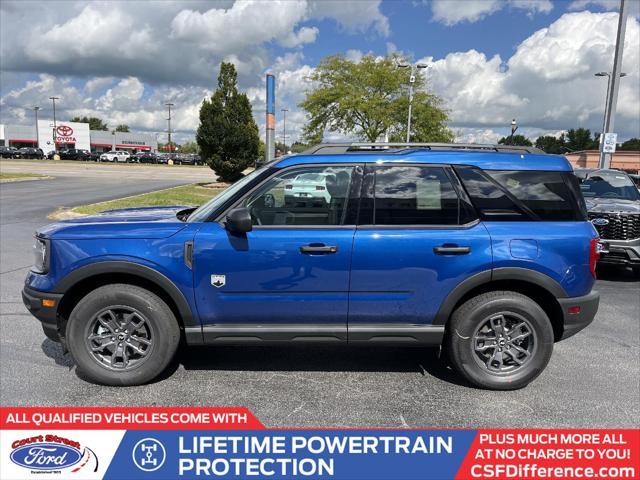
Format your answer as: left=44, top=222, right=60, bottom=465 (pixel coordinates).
left=300, top=245, right=338, bottom=254
left=433, top=246, right=471, bottom=255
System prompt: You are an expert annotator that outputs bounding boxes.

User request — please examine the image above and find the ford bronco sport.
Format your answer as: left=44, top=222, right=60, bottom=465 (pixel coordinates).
left=23, top=143, right=600, bottom=390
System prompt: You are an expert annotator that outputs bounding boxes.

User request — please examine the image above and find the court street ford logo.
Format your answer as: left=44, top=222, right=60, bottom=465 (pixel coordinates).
left=10, top=437, right=82, bottom=471
left=591, top=218, right=610, bottom=226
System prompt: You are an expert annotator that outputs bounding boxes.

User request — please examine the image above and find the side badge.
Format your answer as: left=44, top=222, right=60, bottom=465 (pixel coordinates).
left=211, top=274, right=226, bottom=288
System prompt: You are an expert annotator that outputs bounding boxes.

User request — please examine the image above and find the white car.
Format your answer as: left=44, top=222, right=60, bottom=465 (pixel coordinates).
left=284, top=172, right=332, bottom=204
left=99, top=150, right=131, bottom=163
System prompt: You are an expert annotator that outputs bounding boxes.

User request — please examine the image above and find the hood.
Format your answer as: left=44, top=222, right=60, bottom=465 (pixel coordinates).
left=38, top=206, right=192, bottom=240
left=586, top=198, right=640, bottom=215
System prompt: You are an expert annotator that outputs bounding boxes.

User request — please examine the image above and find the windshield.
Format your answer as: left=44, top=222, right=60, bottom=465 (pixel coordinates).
left=579, top=171, right=640, bottom=201
left=187, top=166, right=268, bottom=222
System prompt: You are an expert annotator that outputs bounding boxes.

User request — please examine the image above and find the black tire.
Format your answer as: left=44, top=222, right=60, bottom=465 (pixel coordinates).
left=446, top=291, right=554, bottom=390
left=66, top=284, right=180, bottom=386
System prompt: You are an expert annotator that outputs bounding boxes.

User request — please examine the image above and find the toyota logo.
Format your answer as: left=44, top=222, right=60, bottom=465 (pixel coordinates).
left=56, top=125, right=73, bottom=136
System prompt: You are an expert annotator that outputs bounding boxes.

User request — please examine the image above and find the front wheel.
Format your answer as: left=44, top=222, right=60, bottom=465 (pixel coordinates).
left=446, top=291, right=554, bottom=390
left=66, top=284, right=180, bottom=386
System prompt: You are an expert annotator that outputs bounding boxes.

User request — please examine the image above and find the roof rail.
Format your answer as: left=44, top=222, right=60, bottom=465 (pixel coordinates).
left=300, top=142, right=545, bottom=155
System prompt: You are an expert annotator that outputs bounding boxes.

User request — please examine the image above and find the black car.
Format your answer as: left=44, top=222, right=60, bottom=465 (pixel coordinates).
left=137, top=152, right=158, bottom=164
left=0, top=146, right=18, bottom=158
left=15, top=147, right=45, bottom=159
left=58, top=148, right=91, bottom=161
left=576, top=168, right=640, bottom=273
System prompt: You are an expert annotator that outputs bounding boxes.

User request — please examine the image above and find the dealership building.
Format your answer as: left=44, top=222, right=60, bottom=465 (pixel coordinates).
left=0, top=120, right=157, bottom=153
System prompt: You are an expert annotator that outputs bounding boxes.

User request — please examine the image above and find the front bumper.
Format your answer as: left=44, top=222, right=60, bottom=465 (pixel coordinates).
left=557, top=290, right=600, bottom=340
left=22, top=286, right=63, bottom=342
left=598, top=237, right=640, bottom=266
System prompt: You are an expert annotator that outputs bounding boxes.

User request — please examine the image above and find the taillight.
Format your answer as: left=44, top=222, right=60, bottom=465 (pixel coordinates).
left=589, top=237, right=600, bottom=279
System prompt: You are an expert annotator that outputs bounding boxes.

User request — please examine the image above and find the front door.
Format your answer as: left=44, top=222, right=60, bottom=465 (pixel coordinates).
left=193, top=164, right=360, bottom=341
left=349, top=164, right=492, bottom=332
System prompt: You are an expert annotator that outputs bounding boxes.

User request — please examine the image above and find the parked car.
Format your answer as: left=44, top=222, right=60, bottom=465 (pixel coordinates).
left=58, top=148, right=91, bottom=161
left=155, top=153, right=170, bottom=164
left=629, top=173, right=640, bottom=192
left=23, top=143, right=600, bottom=389
left=100, top=150, right=131, bottom=163
left=575, top=168, right=640, bottom=274
left=135, top=152, right=158, bottom=164
left=284, top=171, right=332, bottom=205
left=15, top=147, right=45, bottom=159
left=0, top=146, right=18, bottom=158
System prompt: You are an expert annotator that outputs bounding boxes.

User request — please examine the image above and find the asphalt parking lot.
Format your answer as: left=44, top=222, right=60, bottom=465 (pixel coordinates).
left=1, top=160, right=638, bottom=428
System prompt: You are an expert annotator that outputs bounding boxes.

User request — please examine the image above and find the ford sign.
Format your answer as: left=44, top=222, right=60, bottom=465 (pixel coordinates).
left=10, top=443, right=82, bottom=471
left=591, top=218, right=610, bottom=226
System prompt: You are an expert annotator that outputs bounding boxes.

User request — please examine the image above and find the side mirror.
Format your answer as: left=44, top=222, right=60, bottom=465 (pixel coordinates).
left=225, top=207, right=252, bottom=234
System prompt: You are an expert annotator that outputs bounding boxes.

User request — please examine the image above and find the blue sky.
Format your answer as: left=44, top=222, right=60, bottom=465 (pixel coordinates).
left=1, top=0, right=638, bottom=144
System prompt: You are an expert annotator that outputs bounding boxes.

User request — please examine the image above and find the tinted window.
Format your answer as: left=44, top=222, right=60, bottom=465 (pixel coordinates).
left=457, top=167, right=583, bottom=221
left=245, top=166, right=354, bottom=226
left=372, top=166, right=461, bottom=225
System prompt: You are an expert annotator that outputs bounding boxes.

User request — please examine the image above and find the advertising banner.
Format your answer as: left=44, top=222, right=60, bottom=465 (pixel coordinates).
left=1, top=407, right=638, bottom=480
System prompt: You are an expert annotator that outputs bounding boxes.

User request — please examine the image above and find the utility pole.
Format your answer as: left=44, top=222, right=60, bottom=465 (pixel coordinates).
left=265, top=74, right=275, bottom=163
left=33, top=106, right=40, bottom=148
left=49, top=96, right=59, bottom=150
left=165, top=103, right=174, bottom=151
left=600, top=0, right=629, bottom=169
left=281, top=108, right=288, bottom=152
left=595, top=72, right=626, bottom=153
left=397, top=62, right=429, bottom=142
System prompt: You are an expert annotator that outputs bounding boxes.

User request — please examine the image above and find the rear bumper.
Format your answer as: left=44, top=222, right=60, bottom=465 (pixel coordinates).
left=22, top=286, right=63, bottom=342
left=557, top=290, right=600, bottom=340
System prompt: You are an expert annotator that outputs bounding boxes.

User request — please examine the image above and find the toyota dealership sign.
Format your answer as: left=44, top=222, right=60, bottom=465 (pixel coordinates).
left=37, top=120, right=90, bottom=151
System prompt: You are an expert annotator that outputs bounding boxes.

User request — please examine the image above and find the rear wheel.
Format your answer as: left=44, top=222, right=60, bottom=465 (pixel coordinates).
left=446, top=291, right=554, bottom=390
left=66, top=284, right=180, bottom=386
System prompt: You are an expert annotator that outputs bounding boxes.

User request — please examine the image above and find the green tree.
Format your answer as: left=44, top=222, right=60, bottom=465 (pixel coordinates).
left=565, top=128, right=598, bottom=151
left=114, top=124, right=130, bottom=132
left=180, top=141, right=199, bottom=154
left=620, top=138, right=640, bottom=150
left=197, top=62, right=260, bottom=182
left=70, top=116, right=108, bottom=131
left=535, top=134, right=566, bottom=154
left=498, top=134, right=533, bottom=147
left=299, top=54, right=452, bottom=143
left=290, top=141, right=309, bottom=153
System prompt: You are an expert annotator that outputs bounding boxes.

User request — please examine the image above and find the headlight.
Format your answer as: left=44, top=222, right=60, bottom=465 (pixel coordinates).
left=32, top=237, right=49, bottom=273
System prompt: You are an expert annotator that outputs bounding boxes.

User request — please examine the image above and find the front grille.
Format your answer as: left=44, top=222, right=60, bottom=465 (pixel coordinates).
left=588, top=212, right=640, bottom=240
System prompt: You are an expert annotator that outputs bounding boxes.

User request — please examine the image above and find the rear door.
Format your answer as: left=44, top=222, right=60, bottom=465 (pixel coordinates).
left=348, top=164, right=492, bottom=335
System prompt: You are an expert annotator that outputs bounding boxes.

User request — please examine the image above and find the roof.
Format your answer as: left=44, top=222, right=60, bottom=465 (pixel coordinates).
left=274, top=143, right=572, bottom=172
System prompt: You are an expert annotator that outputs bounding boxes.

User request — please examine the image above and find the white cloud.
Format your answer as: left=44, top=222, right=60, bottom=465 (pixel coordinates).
left=424, top=11, right=640, bottom=138
left=569, top=0, right=640, bottom=17
left=429, top=0, right=553, bottom=25
left=308, top=0, right=389, bottom=36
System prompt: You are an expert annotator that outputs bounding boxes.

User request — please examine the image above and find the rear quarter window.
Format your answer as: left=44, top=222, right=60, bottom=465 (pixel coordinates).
left=456, top=168, right=585, bottom=221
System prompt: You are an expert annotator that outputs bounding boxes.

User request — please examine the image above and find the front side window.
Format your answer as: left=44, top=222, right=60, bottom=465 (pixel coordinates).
left=244, top=166, right=354, bottom=226
left=369, top=166, right=462, bottom=225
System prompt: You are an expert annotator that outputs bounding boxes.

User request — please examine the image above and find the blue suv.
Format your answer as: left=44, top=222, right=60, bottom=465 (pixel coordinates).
left=22, top=143, right=600, bottom=389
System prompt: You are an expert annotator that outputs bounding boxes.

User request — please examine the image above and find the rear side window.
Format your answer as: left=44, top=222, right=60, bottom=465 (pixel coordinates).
left=456, top=168, right=585, bottom=221
left=366, top=166, right=465, bottom=225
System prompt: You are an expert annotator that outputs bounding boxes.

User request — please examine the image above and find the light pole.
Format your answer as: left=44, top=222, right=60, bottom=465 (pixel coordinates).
left=49, top=96, right=59, bottom=150
left=397, top=62, right=429, bottom=142
left=281, top=108, right=288, bottom=152
left=595, top=71, right=626, bottom=159
left=33, top=106, right=40, bottom=147
left=509, top=119, right=518, bottom=145
left=165, top=102, right=174, bottom=151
